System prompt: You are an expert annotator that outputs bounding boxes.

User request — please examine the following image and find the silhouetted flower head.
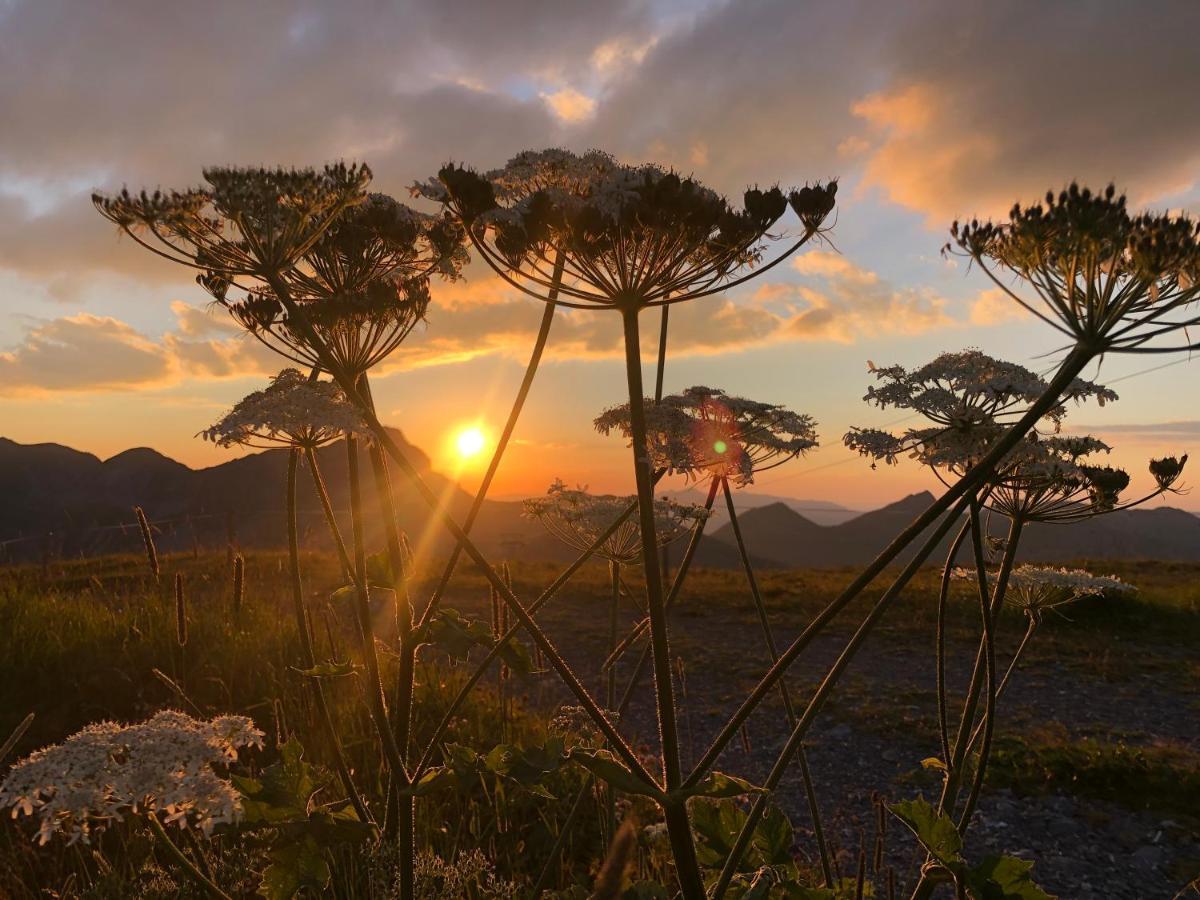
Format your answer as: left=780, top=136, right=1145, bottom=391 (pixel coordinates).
left=956, top=565, right=1132, bottom=622
left=594, top=386, right=818, bottom=486
left=522, top=480, right=708, bottom=565
left=417, top=147, right=836, bottom=310
left=97, top=167, right=467, bottom=377
left=200, top=369, right=366, bottom=449
left=949, top=183, right=1200, bottom=353
left=0, top=710, right=263, bottom=845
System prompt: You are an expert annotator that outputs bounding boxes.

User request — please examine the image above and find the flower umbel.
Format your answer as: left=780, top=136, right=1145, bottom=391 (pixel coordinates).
left=595, top=386, right=818, bottom=486
left=200, top=368, right=367, bottom=449
left=949, top=183, right=1200, bottom=353
left=418, top=147, right=836, bottom=310
left=0, top=710, right=263, bottom=845
left=522, top=480, right=708, bottom=565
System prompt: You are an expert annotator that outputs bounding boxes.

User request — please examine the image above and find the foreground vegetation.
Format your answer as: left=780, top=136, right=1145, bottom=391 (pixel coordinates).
left=2, top=552, right=1197, bottom=897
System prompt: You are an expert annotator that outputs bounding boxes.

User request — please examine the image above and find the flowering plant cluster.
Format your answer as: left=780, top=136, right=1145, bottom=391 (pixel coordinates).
left=595, top=386, right=818, bottom=486
left=0, top=711, right=263, bottom=846
left=201, top=368, right=367, bottom=449
left=522, top=480, right=708, bottom=565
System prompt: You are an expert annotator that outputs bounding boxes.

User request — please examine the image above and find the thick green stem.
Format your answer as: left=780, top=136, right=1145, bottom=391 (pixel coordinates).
left=303, top=446, right=354, bottom=580
left=936, top=521, right=974, bottom=768
left=606, top=558, right=620, bottom=842
left=614, top=476, right=719, bottom=717
left=711, top=494, right=972, bottom=899
left=288, top=450, right=372, bottom=826
left=959, top=501, right=998, bottom=831
left=419, top=279, right=559, bottom=629
left=620, top=304, right=705, bottom=900
left=688, top=346, right=1090, bottom=783
left=723, top=477, right=832, bottom=885
left=344, top=437, right=409, bottom=781
left=146, top=814, right=231, bottom=900
left=414, top=488, right=661, bottom=776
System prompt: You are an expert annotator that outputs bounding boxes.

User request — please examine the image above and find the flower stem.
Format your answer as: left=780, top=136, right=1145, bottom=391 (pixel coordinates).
left=287, top=450, right=373, bottom=827
left=722, top=476, right=832, bottom=887
left=418, top=264, right=560, bottom=629
left=710, top=493, right=973, bottom=899
left=687, top=346, right=1092, bottom=783
left=619, top=304, right=704, bottom=900
left=145, top=814, right=231, bottom=900
left=344, top=436, right=409, bottom=781
left=936, top=521, right=974, bottom=768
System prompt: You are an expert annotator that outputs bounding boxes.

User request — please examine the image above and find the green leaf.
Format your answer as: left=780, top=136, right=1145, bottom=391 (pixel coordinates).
left=292, top=660, right=358, bottom=679
left=681, top=771, right=766, bottom=800
left=567, top=749, right=662, bottom=799
left=330, top=585, right=357, bottom=604
left=365, top=551, right=395, bottom=587
left=484, top=738, right=565, bottom=797
left=235, top=739, right=320, bottom=824
left=921, top=757, right=948, bottom=773
left=968, top=855, right=1055, bottom=900
left=258, top=836, right=330, bottom=900
left=889, top=797, right=963, bottom=866
left=302, top=806, right=374, bottom=846
left=422, top=608, right=494, bottom=663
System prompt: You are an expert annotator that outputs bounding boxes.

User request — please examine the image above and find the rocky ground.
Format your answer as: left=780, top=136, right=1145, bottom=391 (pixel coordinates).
left=458, top=568, right=1200, bottom=899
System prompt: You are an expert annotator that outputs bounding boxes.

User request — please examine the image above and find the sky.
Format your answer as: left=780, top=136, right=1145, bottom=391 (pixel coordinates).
left=1, top=0, right=1198, bottom=511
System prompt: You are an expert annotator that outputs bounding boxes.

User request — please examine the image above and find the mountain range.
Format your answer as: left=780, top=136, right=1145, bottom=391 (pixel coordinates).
left=2, top=435, right=1198, bottom=568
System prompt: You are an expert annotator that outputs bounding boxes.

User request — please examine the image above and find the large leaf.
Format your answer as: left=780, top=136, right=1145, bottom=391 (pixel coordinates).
left=258, top=836, right=329, bottom=900
left=968, top=855, right=1056, bottom=900
left=889, top=797, right=963, bottom=866
left=234, top=739, right=319, bottom=825
left=680, top=771, right=766, bottom=800
left=292, top=660, right=358, bottom=679
left=421, top=608, right=534, bottom=677
left=567, top=748, right=663, bottom=799
left=485, top=738, right=565, bottom=798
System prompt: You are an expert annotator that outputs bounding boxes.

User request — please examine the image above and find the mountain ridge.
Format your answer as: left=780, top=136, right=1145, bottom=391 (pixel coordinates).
left=2, top=436, right=1197, bottom=568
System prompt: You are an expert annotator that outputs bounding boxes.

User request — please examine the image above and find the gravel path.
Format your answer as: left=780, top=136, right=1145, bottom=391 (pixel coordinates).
left=456, top=579, right=1200, bottom=899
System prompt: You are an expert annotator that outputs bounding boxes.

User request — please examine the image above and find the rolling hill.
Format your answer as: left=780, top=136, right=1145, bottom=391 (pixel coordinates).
left=2, top=436, right=1198, bottom=568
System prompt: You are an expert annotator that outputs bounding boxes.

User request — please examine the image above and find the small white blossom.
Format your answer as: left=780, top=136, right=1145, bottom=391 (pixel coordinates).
left=201, top=368, right=367, bottom=449
left=0, top=710, right=263, bottom=845
left=954, top=565, right=1131, bottom=619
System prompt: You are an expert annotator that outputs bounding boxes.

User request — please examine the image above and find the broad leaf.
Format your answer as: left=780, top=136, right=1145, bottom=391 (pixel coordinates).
left=258, top=836, right=329, bottom=900
left=968, top=855, right=1055, bottom=900
left=235, top=739, right=319, bottom=824
left=681, top=771, right=766, bottom=800
left=567, top=748, right=662, bottom=799
left=889, top=797, right=963, bottom=866
left=292, top=660, right=358, bottom=679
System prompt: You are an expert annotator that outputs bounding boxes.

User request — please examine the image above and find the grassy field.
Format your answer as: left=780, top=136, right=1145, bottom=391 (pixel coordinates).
left=1, top=551, right=1197, bottom=897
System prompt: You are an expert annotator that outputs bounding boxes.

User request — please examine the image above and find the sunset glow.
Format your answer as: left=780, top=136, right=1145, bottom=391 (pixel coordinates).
left=454, top=425, right=488, bottom=461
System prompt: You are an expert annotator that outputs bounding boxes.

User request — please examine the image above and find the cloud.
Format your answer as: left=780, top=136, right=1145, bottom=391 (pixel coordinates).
left=541, top=87, right=597, bottom=123
left=1066, top=421, right=1200, bottom=440
left=969, top=288, right=1030, bottom=326
left=0, top=314, right=174, bottom=393
left=761, top=251, right=953, bottom=342
left=849, top=2, right=1200, bottom=223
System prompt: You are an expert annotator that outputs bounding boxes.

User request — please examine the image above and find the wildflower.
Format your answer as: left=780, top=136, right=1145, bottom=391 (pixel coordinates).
left=949, top=183, right=1200, bottom=353
left=200, top=368, right=367, bottom=449
left=0, top=710, right=263, bottom=845
left=522, top=480, right=708, bottom=565
left=595, top=387, right=818, bottom=486
left=96, top=168, right=466, bottom=379
left=955, top=565, right=1132, bottom=621
left=418, top=147, right=836, bottom=310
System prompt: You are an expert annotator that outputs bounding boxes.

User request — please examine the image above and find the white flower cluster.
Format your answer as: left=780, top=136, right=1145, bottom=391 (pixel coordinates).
left=201, top=368, right=367, bottom=449
left=953, top=564, right=1131, bottom=618
left=595, top=386, right=818, bottom=487
left=846, top=351, right=1119, bottom=483
left=0, top=710, right=263, bottom=845
left=863, top=350, right=1116, bottom=429
left=522, top=480, right=708, bottom=565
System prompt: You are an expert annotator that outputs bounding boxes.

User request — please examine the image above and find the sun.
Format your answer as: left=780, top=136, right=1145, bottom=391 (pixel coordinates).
left=455, top=426, right=488, bottom=460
